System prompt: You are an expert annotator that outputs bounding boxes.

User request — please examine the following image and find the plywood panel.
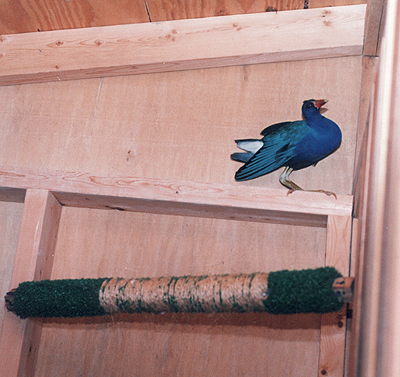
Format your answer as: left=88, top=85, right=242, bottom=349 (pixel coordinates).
left=145, top=0, right=304, bottom=21
left=52, top=208, right=327, bottom=278
left=310, top=0, right=366, bottom=7
left=0, top=56, right=362, bottom=196
left=33, top=206, right=327, bottom=377
left=35, top=315, right=322, bottom=376
left=0, top=79, right=102, bottom=171
left=0, top=0, right=149, bottom=34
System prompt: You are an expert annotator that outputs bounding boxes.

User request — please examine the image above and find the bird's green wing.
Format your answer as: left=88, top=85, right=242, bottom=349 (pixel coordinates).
left=235, top=121, right=308, bottom=181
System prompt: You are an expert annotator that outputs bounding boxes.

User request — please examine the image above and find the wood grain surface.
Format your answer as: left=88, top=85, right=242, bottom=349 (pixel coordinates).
left=0, top=190, right=62, bottom=377
left=0, top=5, right=366, bottom=85
left=0, top=43, right=360, bottom=377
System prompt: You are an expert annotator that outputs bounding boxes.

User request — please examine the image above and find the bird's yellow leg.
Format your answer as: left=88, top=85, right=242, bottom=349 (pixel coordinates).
left=279, top=167, right=304, bottom=192
left=279, top=167, right=337, bottom=199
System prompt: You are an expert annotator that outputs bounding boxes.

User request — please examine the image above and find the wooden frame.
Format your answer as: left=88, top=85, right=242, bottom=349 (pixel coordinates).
left=0, top=3, right=382, bottom=376
left=0, top=166, right=353, bottom=377
left=0, top=190, right=61, bottom=376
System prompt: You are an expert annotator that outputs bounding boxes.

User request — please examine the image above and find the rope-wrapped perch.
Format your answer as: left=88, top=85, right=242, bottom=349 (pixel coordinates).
left=4, top=267, right=353, bottom=319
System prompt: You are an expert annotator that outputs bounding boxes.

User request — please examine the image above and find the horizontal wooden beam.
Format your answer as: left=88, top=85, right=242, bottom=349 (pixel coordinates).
left=52, top=191, right=330, bottom=228
left=0, top=187, right=25, bottom=203
left=0, top=5, right=366, bottom=86
left=0, top=166, right=353, bottom=227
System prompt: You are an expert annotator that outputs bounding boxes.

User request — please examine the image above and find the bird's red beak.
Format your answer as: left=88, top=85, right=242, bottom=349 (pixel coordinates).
left=312, top=99, right=328, bottom=109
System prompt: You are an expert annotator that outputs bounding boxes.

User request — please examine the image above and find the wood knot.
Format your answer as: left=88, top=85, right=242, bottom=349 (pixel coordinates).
left=125, top=149, right=135, bottom=162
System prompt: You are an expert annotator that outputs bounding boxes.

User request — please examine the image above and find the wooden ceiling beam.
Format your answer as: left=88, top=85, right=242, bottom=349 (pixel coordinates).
left=0, top=4, right=366, bottom=86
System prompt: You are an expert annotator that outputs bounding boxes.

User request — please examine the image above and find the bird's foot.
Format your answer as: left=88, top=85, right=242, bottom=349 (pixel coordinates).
left=287, top=188, right=337, bottom=199
left=310, top=189, right=337, bottom=199
left=279, top=168, right=337, bottom=199
left=280, top=167, right=304, bottom=193
left=286, top=188, right=303, bottom=196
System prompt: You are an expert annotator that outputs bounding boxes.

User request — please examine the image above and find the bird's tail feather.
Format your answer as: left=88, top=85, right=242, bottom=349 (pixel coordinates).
left=231, top=152, right=253, bottom=163
left=235, top=139, right=263, bottom=153
left=234, top=154, right=288, bottom=181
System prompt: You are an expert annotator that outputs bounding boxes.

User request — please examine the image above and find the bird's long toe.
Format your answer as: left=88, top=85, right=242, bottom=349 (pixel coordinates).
left=312, top=189, right=337, bottom=199
left=288, top=188, right=337, bottom=199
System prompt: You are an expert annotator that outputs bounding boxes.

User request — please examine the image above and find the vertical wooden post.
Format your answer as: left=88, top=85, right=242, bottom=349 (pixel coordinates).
left=0, top=190, right=62, bottom=377
left=347, top=63, right=378, bottom=377
left=318, top=215, right=352, bottom=377
left=355, top=0, right=400, bottom=375
left=363, top=0, right=400, bottom=374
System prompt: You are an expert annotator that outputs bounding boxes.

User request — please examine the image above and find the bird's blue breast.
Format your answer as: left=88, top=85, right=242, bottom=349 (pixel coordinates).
left=288, top=118, right=342, bottom=170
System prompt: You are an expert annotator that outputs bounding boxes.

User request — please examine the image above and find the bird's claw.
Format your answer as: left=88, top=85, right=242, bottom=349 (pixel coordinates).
left=286, top=188, right=337, bottom=199
left=286, top=189, right=301, bottom=196
left=318, top=190, right=337, bottom=199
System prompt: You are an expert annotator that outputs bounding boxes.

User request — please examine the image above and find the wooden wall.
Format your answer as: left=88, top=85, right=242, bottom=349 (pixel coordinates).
left=0, top=53, right=362, bottom=375
left=0, top=59, right=361, bottom=190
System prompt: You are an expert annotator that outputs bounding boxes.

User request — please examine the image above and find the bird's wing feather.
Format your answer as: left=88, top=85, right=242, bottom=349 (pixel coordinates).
left=260, top=121, right=294, bottom=136
left=235, top=121, right=308, bottom=181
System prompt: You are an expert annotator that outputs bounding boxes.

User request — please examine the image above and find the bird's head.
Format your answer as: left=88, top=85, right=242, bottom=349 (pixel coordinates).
left=302, top=99, right=328, bottom=118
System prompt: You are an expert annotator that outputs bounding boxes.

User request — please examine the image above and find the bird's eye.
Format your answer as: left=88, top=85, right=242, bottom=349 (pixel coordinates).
left=306, top=103, right=313, bottom=109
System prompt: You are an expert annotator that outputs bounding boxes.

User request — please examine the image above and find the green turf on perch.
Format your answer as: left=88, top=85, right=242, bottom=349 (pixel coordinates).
left=4, top=267, right=352, bottom=319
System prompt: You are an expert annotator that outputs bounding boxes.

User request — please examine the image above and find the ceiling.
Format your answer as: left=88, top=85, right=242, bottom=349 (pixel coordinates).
left=0, top=0, right=366, bottom=35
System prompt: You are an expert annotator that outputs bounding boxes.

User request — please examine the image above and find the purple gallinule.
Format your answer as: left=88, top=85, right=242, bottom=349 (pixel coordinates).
left=231, top=99, right=342, bottom=197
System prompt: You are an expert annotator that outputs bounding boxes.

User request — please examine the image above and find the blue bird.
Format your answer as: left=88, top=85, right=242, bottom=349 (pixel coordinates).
left=231, top=99, right=342, bottom=196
